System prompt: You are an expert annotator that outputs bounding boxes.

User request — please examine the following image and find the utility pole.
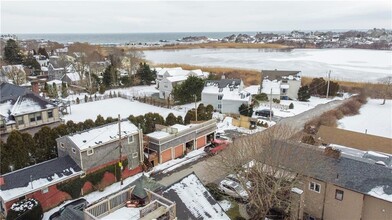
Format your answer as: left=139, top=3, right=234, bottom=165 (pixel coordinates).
left=326, top=70, right=331, bottom=99
left=194, top=94, right=198, bottom=122
left=118, top=114, right=123, bottom=185
left=269, top=88, right=272, bottom=122
left=259, top=70, right=263, bottom=94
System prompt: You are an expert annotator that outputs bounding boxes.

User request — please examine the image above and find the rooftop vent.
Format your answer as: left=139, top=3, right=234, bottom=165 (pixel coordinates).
left=83, top=140, right=87, bottom=143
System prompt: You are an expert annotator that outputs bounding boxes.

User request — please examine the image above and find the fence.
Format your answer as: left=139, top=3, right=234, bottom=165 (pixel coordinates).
left=258, top=102, right=289, bottom=111
left=140, top=189, right=176, bottom=220
left=84, top=186, right=135, bottom=220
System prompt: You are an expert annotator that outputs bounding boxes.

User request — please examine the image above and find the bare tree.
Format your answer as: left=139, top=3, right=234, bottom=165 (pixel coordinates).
left=209, top=125, right=330, bottom=219
left=125, top=49, right=144, bottom=78
left=5, top=66, right=26, bottom=85
left=380, top=76, right=392, bottom=105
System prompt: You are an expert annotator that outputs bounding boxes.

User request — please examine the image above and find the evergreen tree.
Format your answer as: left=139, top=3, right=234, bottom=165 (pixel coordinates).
left=5, top=131, right=31, bottom=171
left=33, top=127, right=57, bottom=162
left=239, top=104, right=253, bottom=117
left=184, top=110, right=196, bottom=124
left=289, top=103, right=294, bottom=109
left=197, top=103, right=207, bottom=121
left=76, top=97, right=80, bottom=104
left=61, top=82, right=68, bottom=98
left=144, top=113, right=164, bottom=133
left=95, top=115, right=106, bottom=126
left=136, top=62, right=156, bottom=85
left=176, top=116, right=184, bottom=125
left=99, top=84, right=106, bottom=94
left=298, top=85, right=311, bottom=101
left=165, top=113, right=177, bottom=126
left=206, top=104, right=214, bottom=114
left=84, top=95, right=88, bottom=103
left=4, top=39, right=24, bottom=64
left=120, top=76, right=132, bottom=87
left=52, top=83, right=58, bottom=98
left=172, top=76, right=205, bottom=104
left=23, top=53, right=41, bottom=70
left=83, top=119, right=95, bottom=129
left=103, top=64, right=117, bottom=88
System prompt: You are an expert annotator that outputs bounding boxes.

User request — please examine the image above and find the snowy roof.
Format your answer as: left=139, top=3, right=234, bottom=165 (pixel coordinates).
left=166, top=75, right=188, bottom=83
left=147, top=131, right=171, bottom=139
left=0, top=156, right=82, bottom=202
left=67, top=120, right=139, bottom=151
left=188, top=69, right=204, bottom=77
left=163, top=174, right=230, bottom=220
left=11, top=96, right=54, bottom=116
left=157, top=67, right=183, bottom=76
left=171, top=124, right=190, bottom=132
left=262, top=70, right=301, bottom=80
left=281, top=84, right=290, bottom=89
left=243, top=85, right=261, bottom=95
left=261, top=79, right=281, bottom=95
left=64, top=72, right=81, bottom=82
left=221, top=88, right=251, bottom=102
left=203, top=81, right=251, bottom=102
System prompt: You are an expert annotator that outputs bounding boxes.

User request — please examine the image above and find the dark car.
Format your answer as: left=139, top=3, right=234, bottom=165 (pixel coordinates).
left=255, top=109, right=274, bottom=118
left=49, top=199, right=88, bottom=220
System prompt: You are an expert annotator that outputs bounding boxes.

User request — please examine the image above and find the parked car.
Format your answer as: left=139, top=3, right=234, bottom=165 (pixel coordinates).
left=204, top=139, right=229, bottom=155
left=49, top=199, right=88, bottom=220
left=225, top=174, right=252, bottom=190
left=255, top=109, right=274, bottom=118
left=218, top=179, right=249, bottom=201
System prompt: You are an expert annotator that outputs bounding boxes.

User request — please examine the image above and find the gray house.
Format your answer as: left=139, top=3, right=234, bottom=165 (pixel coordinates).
left=56, top=120, right=143, bottom=173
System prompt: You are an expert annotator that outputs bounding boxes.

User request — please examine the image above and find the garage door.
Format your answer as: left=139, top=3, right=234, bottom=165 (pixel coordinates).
left=161, top=148, right=172, bottom=163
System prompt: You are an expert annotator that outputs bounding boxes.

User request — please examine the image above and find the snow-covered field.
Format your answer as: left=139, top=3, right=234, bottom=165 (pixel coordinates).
left=338, top=99, right=392, bottom=138
left=63, top=97, right=185, bottom=122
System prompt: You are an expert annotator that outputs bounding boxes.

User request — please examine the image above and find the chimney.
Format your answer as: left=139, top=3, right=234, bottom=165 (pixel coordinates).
left=0, top=176, right=4, bottom=186
left=31, top=81, right=39, bottom=94
left=324, top=146, right=341, bottom=159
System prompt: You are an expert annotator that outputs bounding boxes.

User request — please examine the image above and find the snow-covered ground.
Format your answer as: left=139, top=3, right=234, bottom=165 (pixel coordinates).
left=63, top=97, right=185, bottom=122
left=338, top=99, right=392, bottom=138
left=101, top=207, right=140, bottom=220
left=254, top=96, right=345, bottom=118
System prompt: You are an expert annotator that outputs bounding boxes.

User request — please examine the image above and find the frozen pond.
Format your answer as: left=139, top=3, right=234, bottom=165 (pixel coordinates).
left=145, top=48, right=392, bottom=82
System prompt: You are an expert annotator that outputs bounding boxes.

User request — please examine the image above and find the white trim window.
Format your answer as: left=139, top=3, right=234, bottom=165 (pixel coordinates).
left=128, top=135, right=134, bottom=144
left=87, top=149, right=94, bottom=156
left=309, top=181, right=321, bottom=193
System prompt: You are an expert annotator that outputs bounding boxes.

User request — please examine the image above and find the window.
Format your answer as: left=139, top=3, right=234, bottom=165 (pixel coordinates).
left=60, top=143, right=65, bottom=148
left=132, top=152, right=138, bottom=158
left=218, top=104, right=222, bottom=109
left=309, top=182, right=321, bottom=193
left=218, top=95, right=223, bottom=100
left=335, top=189, right=344, bottom=201
left=48, top=110, right=53, bottom=118
left=29, top=114, right=36, bottom=122
left=87, top=149, right=94, bottom=156
left=72, top=148, right=76, bottom=154
left=17, top=116, right=24, bottom=125
left=41, top=187, right=49, bottom=194
left=35, top=112, right=42, bottom=121
left=128, top=136, right=134, bottom=143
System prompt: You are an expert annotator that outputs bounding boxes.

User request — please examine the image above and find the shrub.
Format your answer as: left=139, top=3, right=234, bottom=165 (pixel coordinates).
left=6, top=198, right=43, bottom=220
left=272, top=98, right=280, bottom=104
left=289, top=103, right=294, bottom=109
left=76, top=97, right=80, bottom=104
left=301, top=135, right=315, bottom=145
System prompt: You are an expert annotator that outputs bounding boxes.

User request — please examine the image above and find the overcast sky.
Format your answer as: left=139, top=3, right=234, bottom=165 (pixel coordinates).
left=1, top=0, right=391, bottom=33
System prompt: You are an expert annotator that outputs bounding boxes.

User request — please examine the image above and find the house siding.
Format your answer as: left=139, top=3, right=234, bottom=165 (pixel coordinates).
left=362, top=195, right=392, bottom=220
left=303, top=178, right=326, bottom=219
left=323, top=183, right=363, bottom=220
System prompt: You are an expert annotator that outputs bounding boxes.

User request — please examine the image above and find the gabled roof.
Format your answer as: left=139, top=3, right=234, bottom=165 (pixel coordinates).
left=163, top=173, right=230, bottom=220
left=261, top=70, right=301, bottom=80
left=0, top=155, right=82, bottom=202
left=316, top=126, right=392, bottom=154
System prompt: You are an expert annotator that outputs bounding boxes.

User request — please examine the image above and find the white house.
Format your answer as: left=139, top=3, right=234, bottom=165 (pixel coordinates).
left=261, top=70, right=301, bottom=100
left=201, top=79, right=252, bottom=114
left=157, top=67, right=209, bottom=99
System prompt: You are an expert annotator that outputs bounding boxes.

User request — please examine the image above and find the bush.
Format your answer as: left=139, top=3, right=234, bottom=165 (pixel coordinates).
left=206, top=183, right=224, bottom=201
left=254, top=93, right=268, bottom=101
left=272, top=98, right=280, bottom=104
left=289, top=103, right=294, bottom=109
left=6, top=198, right=43, bottom=220
left=301, top=135, right=315, bottom=145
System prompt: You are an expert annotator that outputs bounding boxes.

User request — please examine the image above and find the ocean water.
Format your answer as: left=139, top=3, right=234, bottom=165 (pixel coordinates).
left=16, top=32, right=259, bottom=44
left=144, top=48, right=392, bottom=82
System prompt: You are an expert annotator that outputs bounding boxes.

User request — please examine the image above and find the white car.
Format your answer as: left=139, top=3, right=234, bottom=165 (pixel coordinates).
left=225, top=174, right=252, bottom=190
left=218, top=179, right=249, bottom=201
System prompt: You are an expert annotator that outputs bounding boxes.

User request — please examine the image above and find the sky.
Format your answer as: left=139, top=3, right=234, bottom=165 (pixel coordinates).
left=1, top=0, right=391, bottom=34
